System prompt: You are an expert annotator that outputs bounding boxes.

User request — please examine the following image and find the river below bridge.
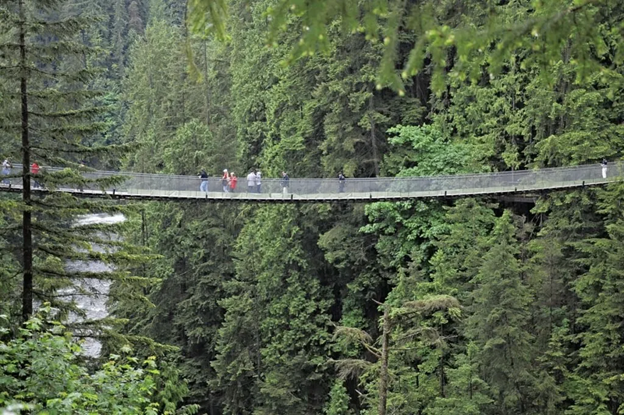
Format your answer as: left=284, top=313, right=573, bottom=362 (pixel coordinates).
left=63, top=213, right=126, bottom=357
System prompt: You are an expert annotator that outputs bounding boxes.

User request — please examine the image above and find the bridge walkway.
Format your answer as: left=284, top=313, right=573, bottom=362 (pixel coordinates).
left=0, top=163, right=617, bottom=202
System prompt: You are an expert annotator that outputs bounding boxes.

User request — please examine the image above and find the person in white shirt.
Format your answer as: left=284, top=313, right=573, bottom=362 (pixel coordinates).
left=247, top=170, right=256, bottom=193
left=2, top=159, right=12, bottom=185
left=255, top=170, right=262, bottom=193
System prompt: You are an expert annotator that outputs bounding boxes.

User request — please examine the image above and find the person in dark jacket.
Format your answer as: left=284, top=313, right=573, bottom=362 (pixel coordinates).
left=199, top=169, right=209, bottom=192
left=281, top=171, right=289, bottom=195
left=338, top=171, right=346, bottom=193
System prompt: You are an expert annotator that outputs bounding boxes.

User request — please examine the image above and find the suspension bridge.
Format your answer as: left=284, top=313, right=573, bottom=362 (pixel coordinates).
left=0, top=163, right=618, bottom=203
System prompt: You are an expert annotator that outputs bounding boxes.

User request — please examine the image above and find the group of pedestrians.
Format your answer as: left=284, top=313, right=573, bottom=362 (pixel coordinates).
left=2, top=159, right=41, bottom=188
left=198, top=168, right=250, bottom=193
left=221, top=169, right=238, bottom=192
left=197, top=168, right=292, bottom=194
left=197, top=168, right=349, bottom=194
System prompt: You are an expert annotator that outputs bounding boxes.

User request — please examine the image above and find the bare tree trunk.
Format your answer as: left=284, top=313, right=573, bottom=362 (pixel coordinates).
left=378, top=306, right=390, bottom=415
left=19, top=0, right=33, bottom=320
left=204, top=40, right=211, bottom=125
left=369, top=91, right=380, bottom=177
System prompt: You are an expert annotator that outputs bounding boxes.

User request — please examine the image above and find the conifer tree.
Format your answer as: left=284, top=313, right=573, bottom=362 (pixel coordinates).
left=566, top=183, right=624, bottom=414
left=332, top=295, right=461, bottom=414
left=115, top=202, right=239, bottom=411
left=426, top=343, right=492, bottom=415
left=213, top=205, right=333, bottom=415
left=467, top=211, right=546, bottom=414
left=0, top=0, right=144, bottom=328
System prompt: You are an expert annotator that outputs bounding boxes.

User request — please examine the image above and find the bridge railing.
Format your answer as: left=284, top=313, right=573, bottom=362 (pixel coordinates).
left=1, top=162, right=619, bottom=199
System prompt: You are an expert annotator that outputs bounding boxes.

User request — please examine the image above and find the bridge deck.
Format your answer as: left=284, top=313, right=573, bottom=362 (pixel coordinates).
left=0, top=163, right=617, bottom=202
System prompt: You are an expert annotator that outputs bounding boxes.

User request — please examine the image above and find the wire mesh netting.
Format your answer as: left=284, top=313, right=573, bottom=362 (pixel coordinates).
left=0, top=162, right=619, bottom=201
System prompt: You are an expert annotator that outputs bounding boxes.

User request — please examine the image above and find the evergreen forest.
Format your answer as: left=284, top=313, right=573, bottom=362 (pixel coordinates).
left=2, top=0, right=624, bottom=414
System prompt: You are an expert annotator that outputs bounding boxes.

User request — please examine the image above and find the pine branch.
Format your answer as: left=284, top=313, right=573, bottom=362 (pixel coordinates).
left=29, top=106, right=104, bottom=119
left=0, top=40, right=93, bottom=56
left=27, top=89, right=102, bottom=101
left=402, top=295, right=461, bottom=315
left=35, top=244, right=147, bottom=265
left=332, top=325, right=381, bottom=357
left=36, top=267, right=153, bottom=284
left=1, top=65, right=100, bottom=82
left=329, top=358, right=373, bottom=380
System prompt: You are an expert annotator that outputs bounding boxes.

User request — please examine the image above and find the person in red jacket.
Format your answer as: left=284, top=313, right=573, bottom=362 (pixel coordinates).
left=30, top=162, right=40, bottom=188
left=230, top=172, right=238, bottom=192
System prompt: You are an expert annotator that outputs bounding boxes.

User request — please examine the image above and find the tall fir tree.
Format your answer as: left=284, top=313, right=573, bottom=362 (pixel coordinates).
left=0, top=0, right=147, bottom=332
left=467, top=211, right=549, bottom=414
left=567, top=183, right=624, bottom=414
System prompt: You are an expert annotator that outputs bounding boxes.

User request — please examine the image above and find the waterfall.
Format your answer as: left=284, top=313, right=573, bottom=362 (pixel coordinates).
left=62, top=213, right=126, bottom=357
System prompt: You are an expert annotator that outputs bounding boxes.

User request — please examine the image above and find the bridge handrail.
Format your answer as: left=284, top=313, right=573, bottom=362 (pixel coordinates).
left=1, top=161, right=617, bottom=201
left=8, top=162, right=616, bottom=181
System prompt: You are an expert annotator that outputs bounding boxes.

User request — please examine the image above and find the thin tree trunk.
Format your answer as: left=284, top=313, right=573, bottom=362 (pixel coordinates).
left=369, top=90, right=380, bottom=177
left=204, top=40, right=210, bottom=125
left=439, top=327, right=446, bottom=397
left=378, top=306, right=390, bottom=415
left=19, top=0, right=33, bottom=320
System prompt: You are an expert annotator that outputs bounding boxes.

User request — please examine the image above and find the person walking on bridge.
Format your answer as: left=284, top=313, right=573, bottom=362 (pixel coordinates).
left=31, top=161, right=40, bottom=188
left=255, top=170, right=262, bottom=193
left=601, top=158, right=608, bottom=179
left=77, top=160, right=86, bottom=192
left=338, top=171, right=346, bottom=193
left=199, top=169, right=209, bottom=192
left=281, top=171, right=289, bottom=195
left=222, top=169, right=230, bottom=192
left=2, top=158, right=12, bottom=185
left=230, top=172, right=238, bottom=192
left=247, top=170, right=256, bottom=193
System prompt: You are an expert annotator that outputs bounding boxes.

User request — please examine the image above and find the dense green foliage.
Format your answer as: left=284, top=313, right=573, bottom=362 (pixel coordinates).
left=189, top=0, right=624, bottom=92
left=2, top=0, right=624, bottom=413
left=0, top=307, right=195, bottom=414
